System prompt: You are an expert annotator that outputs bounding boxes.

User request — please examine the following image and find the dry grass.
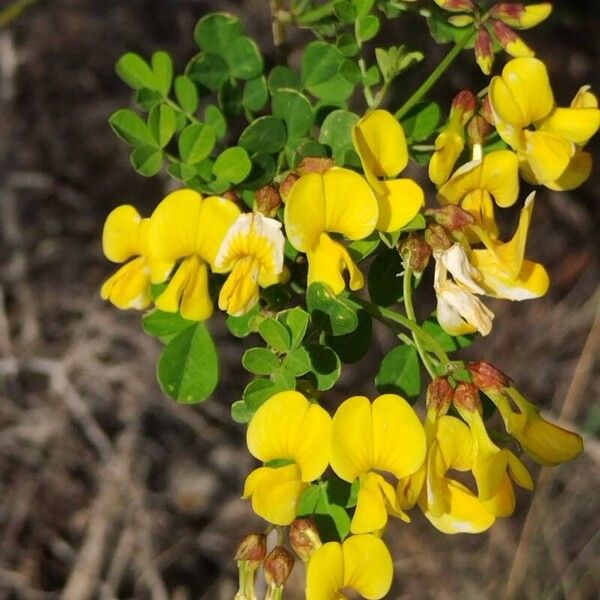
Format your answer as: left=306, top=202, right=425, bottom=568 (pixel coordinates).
left=0, top=1, right=599, bottom=598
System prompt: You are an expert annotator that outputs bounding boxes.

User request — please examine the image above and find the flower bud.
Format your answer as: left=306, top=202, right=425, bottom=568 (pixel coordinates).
left=453, top=382, right=482, bottom=413
left=490, top=3, right=552, bottom=30
left=263, top=545, right=295, bottom=588
left=467, top=115, right=493, bottom=146
left=426, top=377, right=453, bottom=415
left=480, top=95, right=495, bottom=126
left=400, top=233, right=432, bottom=273
left=279, top=173, right=300, bottom=202
left=289, top=518, right=322, bottom=561
left=255, top=185, right=282, bottom=217
left=424, top=223, right=453, bottom=252
left=491, top=19, right=533, bottom=58
left=223, top=190, right=242, bottom=206
left=475, top=27, right=494, bottom=75
left=468, top=361, right=510, bottom=392
left=297, top=156, right=335, bottom=175
left=450, top=90, right=477, bottom=124
left=434, top=0, right=475, bottom=12
left=425, top=206, right=475, bottom=231
left=235, top=533, right=267, bottom=566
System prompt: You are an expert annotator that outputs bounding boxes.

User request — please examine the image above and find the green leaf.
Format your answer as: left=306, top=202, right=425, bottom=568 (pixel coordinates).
left=303, top=478, right=354, bottom=542
left=306, top=283, right=358, bottom=336
left=348, top=232, right=380, bottom=261
left=272, top=88, right=315, bottom=141
left=142, top=309, right=196, bottom=338
left=226, top=304, right=261, bottom=338
left=301, top=42, right=354, bottom=103
left=130, top=146, right=163, bottom=176
left=401, top=213, right=427, bottom=232
left=136, top=88, right=163, bottom=111
left=242, top=76, right=269, bottom=111
left=243, top=377, right=293, bottom=411
left=239, top=116, right=287, bottom=155
left=423, top=316, right=474, bottom=352
left=336, top=33, right=360, bottom=57
left=327, top=310, right=372, bottom=364
left=115, top=52, right=156, bottom=90
left=194, top=13, right=243, bottom=55
left=375, top=45, right=424, bottom=82
left=148, top=104, right=176, bottom=148
left=243, top=153, right=278, bottom=189
left=178, top=123, right=216, bottom=164
left=187, top=53, right=229, bottom=91
left=204, top=104, right=227, bottom=139
left=258, top=318, right=292, bottom=352
left=368, top=249, right=404, bottom=307
left=157, top=322, right=219, bottom=403
left=109, top=108, right=156, bottom=147
left=352, top=0, right=375, bottom=16
left=231, top=400, right=254, bottom=424
left=212, top=146, right=252, bottom=184
left=218, top=80, right=244, bottom=117
left=402, top=101, right=442, bottom=143
left=375, top=344, right=421, bottom=401
left=356, top=14, right=380, bottom=43
left=427, top=6, right=476, bottom=46
left=333, top=1, right=356, bottom=24
left=319, top=109, right=359, bottom=166
left=283, top=346, right=312, bottom=377
left=277, top=307, right=310, bottom=349
left=242, top=347, right=280, bottom=375
left=174, top=75, right=199, bottom=114
left=151, top=51, right=173, bottom=96
left=268, top=66, right=302, bottom=94
left=306, top=343, right=341, bottom=391
left=229, top=36, right=264, bottom=80
left=362, top=64, right=381, bottom=87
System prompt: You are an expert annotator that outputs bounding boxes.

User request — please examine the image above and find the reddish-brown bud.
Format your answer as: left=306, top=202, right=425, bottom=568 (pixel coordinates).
left=235, top=533, right=267, bottom=565
left=480, top=94, right=495, bottom=126
left=467, top=115, right=492, bottom=146
left=426, top=377, right=454, bottom=414
left=425, top=206, right=475, bottom=231
left=222, top=190, right=241, bottom=205
left=289, top=518, right=322, bottom=561
left=475, top=28, right=494, bottom=75
left=424, top=223, right=453, bottom=252
left=297, top=156, right=335, bottom=175
left=453, top=382, right=482, bottom=413
left=255, top=185, right=282, bottom=217
left=263, top=546, right=295, bottom=587
left=279, top=173, right=300, bottom=201
left=468, top=361, right=511, bottom=392
left=490, top=3, right=525, bottom=23
left=451, top=90, right=477, bottom=124
left=400, top=233, right=432, bottom=273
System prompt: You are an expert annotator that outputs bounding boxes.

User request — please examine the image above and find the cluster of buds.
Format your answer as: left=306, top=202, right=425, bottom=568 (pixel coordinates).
left=434, top=1, right=552, bottom=74
left=235, top=519, right=322, bottom=600
left=400, top=205, right=475, bottom=274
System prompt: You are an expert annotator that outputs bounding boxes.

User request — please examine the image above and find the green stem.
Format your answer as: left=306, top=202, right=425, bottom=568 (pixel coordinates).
left=358, top=57, right=376, bottom=108
left=394, top=28, right=475, bottom=120
left=403, top=268, right=438, bottom=378
left=352, top=296, right=449, bottom=369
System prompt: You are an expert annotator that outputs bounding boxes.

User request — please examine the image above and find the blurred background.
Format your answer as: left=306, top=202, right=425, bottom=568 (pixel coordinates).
left=0, top=1, right=598, bottom=598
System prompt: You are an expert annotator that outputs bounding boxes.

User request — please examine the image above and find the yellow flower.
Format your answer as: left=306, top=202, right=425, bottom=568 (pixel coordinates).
left=101, top=205, right=152, bottom=310
left=491, top=387, right=583, bottom=466
left=469, top=192, right=550, bottom=301
left=490, top=3, right=552, bottom=30
left=147, top=189, right=240, bottom=321
left=306, top=534, right=393, bottom=600
left=284, top=168, right=378, bottom=294
left=429, top=91, right=477, bottom=186
left=433, top=244, right=494, bottom=337
left=352, top=109, right=424, bottom=232
left=243, top=391, right=331, bottom=525
left=330, top=394, right=426, bottom=534
left=489, top=57, right=600, bottom=189
left=214, top=213, right=285, bottom=316
left=437, top=150, right=520, bottom=238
